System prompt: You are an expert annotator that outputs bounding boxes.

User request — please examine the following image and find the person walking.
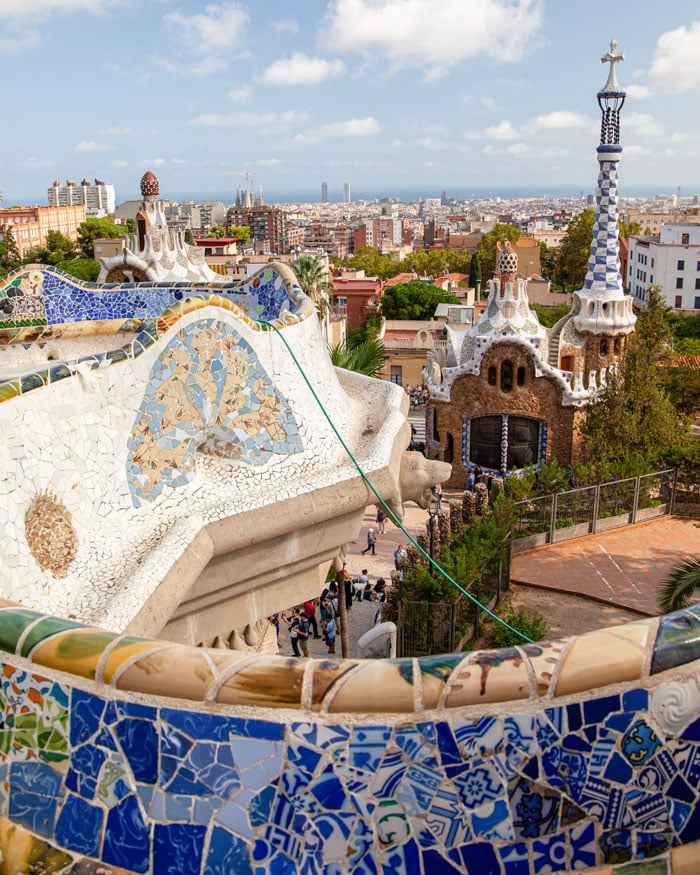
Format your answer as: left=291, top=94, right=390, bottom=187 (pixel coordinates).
left=324, top=613, right=336, bottom=654
left=361, top=528, right=376, bottom=556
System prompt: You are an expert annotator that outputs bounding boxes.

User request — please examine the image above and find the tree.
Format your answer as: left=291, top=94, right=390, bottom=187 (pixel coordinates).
left=477, top=224, right=523, bottom=286
left=328, top=338, right=386, bottom=377
left=618, top=218, right=641, bottom=238
left=0, top=226, right=21, bottom=273
left=555, top=209, right=595, bottom=290
left=658, top=556, right=700, bottom=614
left=184, top=227, right=195, bottom=246
left=293, top=254, right=333, bottom=317
left=538, top=240, right=557, bottom=280
left=380, top=281, right=460, bottom=320
left=345, top=247, right=400, bottom=281
left=76, top=218, right=127, bottom=260
left=227, top=225, right=250, bottom=243
left=56, top=257, right=100, bottom=282
left=468, top=252, right=482, bottom=294
left=580, top=285, right=690, bottom=472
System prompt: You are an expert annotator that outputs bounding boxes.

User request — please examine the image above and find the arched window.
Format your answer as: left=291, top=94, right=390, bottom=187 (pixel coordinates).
left=501, top=360, right=513, bottom=392
left=600, top=339, right=608, bottom=356
left=488, top=366, right=497, bottom=386
left=432, top=406, right=440, bottom=442
left=517, top=366, right=526, bottom=386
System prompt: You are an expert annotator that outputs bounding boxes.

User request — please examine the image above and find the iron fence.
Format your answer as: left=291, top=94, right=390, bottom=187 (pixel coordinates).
left=512, top=469, right=677, bottom=552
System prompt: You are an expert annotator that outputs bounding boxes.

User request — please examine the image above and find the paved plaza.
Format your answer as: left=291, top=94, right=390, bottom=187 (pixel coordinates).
left=279, top=508, right=700, bottom=658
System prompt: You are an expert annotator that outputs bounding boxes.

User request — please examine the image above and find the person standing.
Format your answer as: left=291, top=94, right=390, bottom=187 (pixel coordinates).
left=361, top=528, right=376, bottom=556
left=297, top=611, right=310, bottom=657
left=324, top=614, right=336, bottom=654
left=304, top=599, right=320, bottom=639
left=281, top=609, right=300, bottom=657
left=376, top=507, right=387, bottom=534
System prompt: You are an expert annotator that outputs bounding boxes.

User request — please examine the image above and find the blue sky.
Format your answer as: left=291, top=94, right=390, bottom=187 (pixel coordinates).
left=2, top=0, right=700, bottom=203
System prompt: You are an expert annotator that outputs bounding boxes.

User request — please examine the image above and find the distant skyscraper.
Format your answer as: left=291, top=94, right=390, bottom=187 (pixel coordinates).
left=343, top=182, right=351, bottom=204
left=321, top=182, right=328, bottom=203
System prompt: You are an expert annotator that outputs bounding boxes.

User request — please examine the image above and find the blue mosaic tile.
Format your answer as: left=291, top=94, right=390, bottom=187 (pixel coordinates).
left=9, top=760, right=62, bottom=837
left=102, top=794, right=150, bottom=872
left=461, top=840, right=501, bottom=874
left=114, top=717, right=158, bottom=783
left=204, top=826, right=254, bottom=874
left=599, top=828, right=633, bottom=865
left=153, top=822, right=207, bottom=875
left=71, top=688, right=107, bottom=745
left=55, top=793, right=103, bottom=856
left=532, top=830, right=568, bottom=872
left=569, top=820, right=597, bottom=870
left=652, top=605, right=700, bottom=674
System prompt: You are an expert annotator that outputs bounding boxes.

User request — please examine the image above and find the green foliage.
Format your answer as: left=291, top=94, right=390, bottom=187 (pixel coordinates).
left=380, top=280, right=459, bottom=320
left=618, top=218, right=641, bottom=238
left=56, top=257, right=100, bottom=282
left=0, top=226, right=21, bottom=272
left=491, top=604, right=549, bottom=648
left=538, top=241, right=557, bottom=279
left=24, top=230, right=77, bottom=266
left=530, top=301, right=570, bottom=328
left=468, top=252, right=481, bottom=290
left=328, top=337, right=386, bottom=377
left=294, top=254, right=333, bottom=317
left=184, top=227, right=195, bottom=246
left=76, top=218, right=127, bottom=260
left=477, top=224, right=523, bottom=286
left=228, top=225, right=250, bottom=243
left=581, top=284, right=691, bottom=472
left=658, top=556, right=700, bottom=614
left=555, top=209, right=595, bottom=290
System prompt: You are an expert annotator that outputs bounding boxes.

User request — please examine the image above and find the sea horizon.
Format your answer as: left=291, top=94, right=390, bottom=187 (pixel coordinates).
left=4, top=183, right=698, bottom=208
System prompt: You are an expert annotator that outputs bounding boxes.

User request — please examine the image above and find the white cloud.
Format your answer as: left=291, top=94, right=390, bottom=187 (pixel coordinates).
left=506, top=142, right=532, bottom=156
left=322, top=0, right=543, bottom=78
left=74, top=141, right=109, bottom=153
left=139, top=157, right=166, bottom=168
left=319, top=117, right=380, bottom=137
left=629, top=22, right=700, bottom=97
left=160, top=2, right=248, bottom=75
left=189, top=110, right=310, bottom=129
left=260, top=53, right=346, bottom=86
left=229, top=85, right=253, bottom=103
left=415, top=136, right=451, bottom=151
left=256, top=158, right=285, bottom=166
left=110, top=159, right=129, bottom=168
left=466, top=120, right=520, bottom=141
left=624, top=111, right=665, bottom=138
left=273, top=18, right=298, bottom=33
left=0, top=0, right=113, bottom=17
left=529, top=111, right=588, bottom=130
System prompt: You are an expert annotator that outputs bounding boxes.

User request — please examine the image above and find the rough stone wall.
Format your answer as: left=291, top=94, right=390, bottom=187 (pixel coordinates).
left=433, top=342, right=578, bottom=488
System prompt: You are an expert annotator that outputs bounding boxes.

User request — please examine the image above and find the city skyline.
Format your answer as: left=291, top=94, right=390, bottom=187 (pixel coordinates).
left=2, top=1, right=700, bottom=204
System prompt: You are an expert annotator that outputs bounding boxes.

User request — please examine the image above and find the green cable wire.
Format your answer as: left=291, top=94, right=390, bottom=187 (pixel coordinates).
left=260, top=319, right=532, bottom=644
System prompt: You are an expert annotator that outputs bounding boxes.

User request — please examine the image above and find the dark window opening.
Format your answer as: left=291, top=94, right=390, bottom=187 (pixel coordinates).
left=506, top=417, right=540, bottom=470
left=500, top=360, right=513, bottom=392
left=444, top=432, right=454, bottom=464
left=432, top=407, right=439, bottom=442
left=488, top=366, right=497, bottom=386
left=517, top=366, right=525, bottom=386
left=600, top=339, right=608, bottom=356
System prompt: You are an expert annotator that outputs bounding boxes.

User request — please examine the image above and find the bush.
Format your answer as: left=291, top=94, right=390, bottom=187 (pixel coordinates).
left=491, top=604, right=549, bottom=649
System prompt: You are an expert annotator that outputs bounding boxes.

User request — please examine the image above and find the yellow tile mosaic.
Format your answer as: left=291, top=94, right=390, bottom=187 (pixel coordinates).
left=443, top=650, right=531, bottom=707
left=555, top=632, right=646, bottom=697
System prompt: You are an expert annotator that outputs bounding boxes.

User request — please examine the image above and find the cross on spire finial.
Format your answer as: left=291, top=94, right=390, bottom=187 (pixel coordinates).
left=601, top=39, right=624, bottom=92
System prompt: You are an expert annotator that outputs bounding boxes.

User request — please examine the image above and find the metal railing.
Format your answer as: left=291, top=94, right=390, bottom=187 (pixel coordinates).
left=511, top=469, right=677, bottom=552
left=393, top=534, right=511, bottom=658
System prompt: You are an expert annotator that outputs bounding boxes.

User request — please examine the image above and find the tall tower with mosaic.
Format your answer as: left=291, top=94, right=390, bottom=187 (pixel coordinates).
left=572, top=40, right=636, bottom=370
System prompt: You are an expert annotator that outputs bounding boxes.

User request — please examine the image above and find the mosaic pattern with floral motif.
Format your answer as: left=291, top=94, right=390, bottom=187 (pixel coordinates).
left=127, top=319, right=303, bottom=505
left=0, top=264, right=301, bottom=333
left=0, top=605, right=696, bottom=870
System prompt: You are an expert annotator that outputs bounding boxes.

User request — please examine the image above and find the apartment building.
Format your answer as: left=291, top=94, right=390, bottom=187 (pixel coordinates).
left=0, top=204, right=86, bottom=258
left=226, top=205, right=289, bottom=254
left=48, top=179, right=115, bottom=218
left=627, top=224, right=700, bottom=310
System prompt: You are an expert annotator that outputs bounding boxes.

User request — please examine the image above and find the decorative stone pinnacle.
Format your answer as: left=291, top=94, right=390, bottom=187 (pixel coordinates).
left=601, top=39, right=624, bottom=92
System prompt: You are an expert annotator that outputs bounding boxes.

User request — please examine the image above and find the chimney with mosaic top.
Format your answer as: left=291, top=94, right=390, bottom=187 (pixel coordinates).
left=572, top=40, right=636, bottom=344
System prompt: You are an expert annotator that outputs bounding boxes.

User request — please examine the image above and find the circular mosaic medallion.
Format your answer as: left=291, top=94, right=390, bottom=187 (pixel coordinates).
left=25, top=491, right=78, bottom=578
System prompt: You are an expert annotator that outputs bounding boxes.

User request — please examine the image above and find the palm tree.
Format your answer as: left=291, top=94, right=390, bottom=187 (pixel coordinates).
left=328, top=338, right=386, bottom=378
left=658, top=556, right=700, bottom=614
left=293, top=254, right=333, bottom=318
